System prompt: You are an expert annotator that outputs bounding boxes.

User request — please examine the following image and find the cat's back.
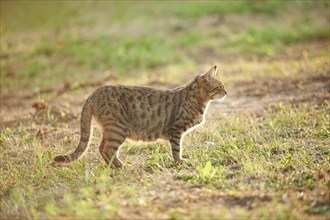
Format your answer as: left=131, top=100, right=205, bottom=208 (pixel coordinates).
left=90, top=84, right=171, bottom=105
left=90, top=84, right=174, bottom=120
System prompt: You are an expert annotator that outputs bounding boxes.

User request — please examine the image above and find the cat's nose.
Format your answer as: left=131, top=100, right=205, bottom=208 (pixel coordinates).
left=224, top=90, right=227, bottom=95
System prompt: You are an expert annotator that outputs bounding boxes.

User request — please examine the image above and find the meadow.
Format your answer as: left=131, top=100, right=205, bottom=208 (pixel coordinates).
left=1, top=1, right=329, bottom=219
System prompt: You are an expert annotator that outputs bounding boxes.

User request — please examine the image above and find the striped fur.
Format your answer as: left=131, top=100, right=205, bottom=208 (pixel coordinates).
left=53, top=66, right=227, bottom=167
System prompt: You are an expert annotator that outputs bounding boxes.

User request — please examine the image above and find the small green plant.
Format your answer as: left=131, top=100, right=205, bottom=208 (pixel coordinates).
left=194, top=161, right=217, bottom=184
left=46, top=109, right=57, bottom=123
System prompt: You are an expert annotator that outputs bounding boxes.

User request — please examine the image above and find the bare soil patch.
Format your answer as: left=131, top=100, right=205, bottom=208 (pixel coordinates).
left=208, top=71, right=330, bottom=117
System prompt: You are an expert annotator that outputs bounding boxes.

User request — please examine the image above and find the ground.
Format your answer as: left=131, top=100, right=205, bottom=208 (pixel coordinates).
left=1, top=1, right=329, bottom=219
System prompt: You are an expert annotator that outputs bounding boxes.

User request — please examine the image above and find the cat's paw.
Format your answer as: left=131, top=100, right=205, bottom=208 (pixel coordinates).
left=180, top=158, right=189, bottom=163
left=110, top=158, right=123, bottom=168
left=175, top=158, right=189, bottom=164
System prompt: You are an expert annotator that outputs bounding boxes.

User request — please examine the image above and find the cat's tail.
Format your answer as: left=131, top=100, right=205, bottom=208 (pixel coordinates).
left=54, top=100, right=93, bottom=163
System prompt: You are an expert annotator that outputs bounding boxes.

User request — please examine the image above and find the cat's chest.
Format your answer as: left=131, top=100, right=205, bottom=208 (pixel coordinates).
left=178, top=111, right=204, bottom=131
left=191, top=113, right=204, bottom=126
left=181, top=102, right=210, bottom=131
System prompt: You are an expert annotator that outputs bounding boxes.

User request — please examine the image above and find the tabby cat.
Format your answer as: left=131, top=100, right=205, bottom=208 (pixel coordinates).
left=54, top=66, right=227, bottom=167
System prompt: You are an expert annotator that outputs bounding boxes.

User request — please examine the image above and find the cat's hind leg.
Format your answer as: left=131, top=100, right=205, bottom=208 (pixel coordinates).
left=99, top=130, right=126, bottom=168
left=99, top=139, right=110, bottom=165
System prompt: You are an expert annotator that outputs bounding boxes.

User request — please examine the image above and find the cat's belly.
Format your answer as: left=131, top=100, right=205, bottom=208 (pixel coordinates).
left=128, top=132, right=163, bottom=142
left=127, top=116, right=166, bottom=141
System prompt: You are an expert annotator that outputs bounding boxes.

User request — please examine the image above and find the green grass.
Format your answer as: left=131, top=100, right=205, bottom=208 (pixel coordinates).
left=1, top=102, right=329, bottom=219
left=227, top=18, right=329, bottom=55
left=1, top=1, right=329, bottom=89
left=178, top=102, right=330, bottom=190
left=1, top=1, right=327, bottom=32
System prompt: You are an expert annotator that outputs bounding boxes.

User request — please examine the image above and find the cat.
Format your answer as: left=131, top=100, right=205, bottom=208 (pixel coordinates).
left=54, top=66, right=227, bottom=167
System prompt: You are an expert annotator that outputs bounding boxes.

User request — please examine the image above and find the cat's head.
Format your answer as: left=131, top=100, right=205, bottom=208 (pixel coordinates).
left=193, top=66, right=227, bottom=101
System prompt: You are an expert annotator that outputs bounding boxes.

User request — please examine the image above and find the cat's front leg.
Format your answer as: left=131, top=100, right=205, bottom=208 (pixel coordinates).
left=169, top=137, right=188, bottom=164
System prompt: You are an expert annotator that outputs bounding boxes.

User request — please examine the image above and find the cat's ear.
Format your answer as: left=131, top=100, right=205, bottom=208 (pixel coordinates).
left=201, top=66, right=217, bottom=82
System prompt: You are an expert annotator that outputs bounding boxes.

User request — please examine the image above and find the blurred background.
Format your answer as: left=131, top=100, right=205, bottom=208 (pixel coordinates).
left=1, top=1, right=329, bottom=90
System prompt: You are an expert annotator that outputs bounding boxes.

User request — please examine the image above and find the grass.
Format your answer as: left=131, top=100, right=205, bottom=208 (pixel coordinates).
left=229, top=18, right=329, bottom=55
left=1, top=102, right=329, bottom=219
left=1, top=1, right=329, bottom=219
left=186, top=103, right=330, bottom=189
left=1, top=1, right=329, bottom=89
left=1, top=1, right=327, bottom=32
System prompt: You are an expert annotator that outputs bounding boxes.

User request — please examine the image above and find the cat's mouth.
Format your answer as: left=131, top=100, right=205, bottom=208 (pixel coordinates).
left=212, top=94, right=227, bottom=101
left=218, top=94, right=227, bottom=101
